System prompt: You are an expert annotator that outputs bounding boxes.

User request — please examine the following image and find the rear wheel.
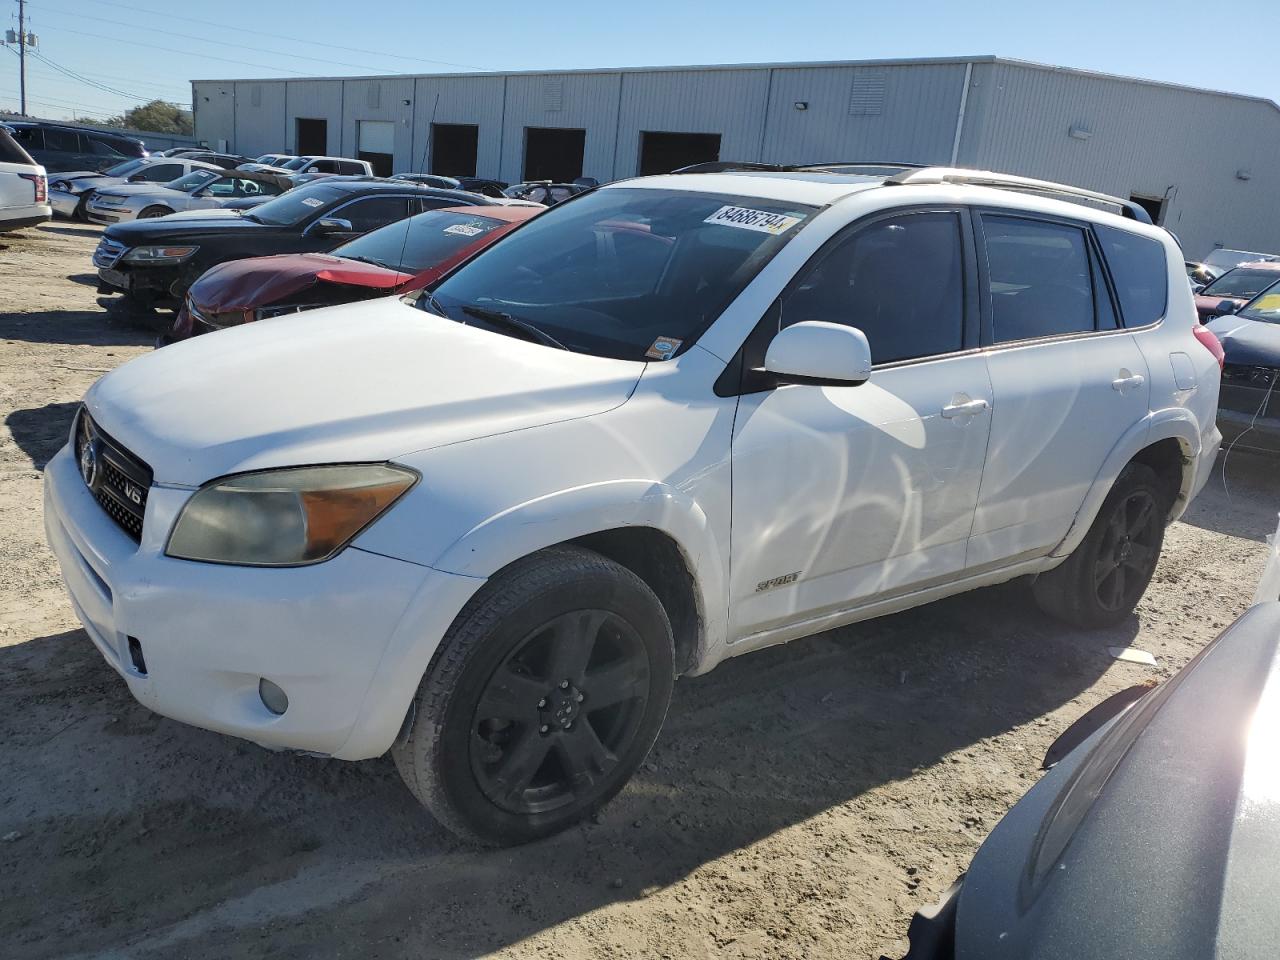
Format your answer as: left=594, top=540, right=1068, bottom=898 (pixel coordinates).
left=392, top=546, right=674, bottom=845
left=1033, top=463, right=1168, bottom=628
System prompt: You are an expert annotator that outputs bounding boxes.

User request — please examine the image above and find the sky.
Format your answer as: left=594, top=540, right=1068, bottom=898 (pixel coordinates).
left=4, top=0, right=1279, bottom=122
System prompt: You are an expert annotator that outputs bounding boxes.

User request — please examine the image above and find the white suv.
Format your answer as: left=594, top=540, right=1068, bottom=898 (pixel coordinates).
left=44, top=164, right=1222, bottom=843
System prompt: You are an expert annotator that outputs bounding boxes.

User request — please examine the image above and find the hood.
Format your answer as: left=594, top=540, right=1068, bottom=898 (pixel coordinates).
left=1206, top=315, right=1280, bottom=367
left=49, top=171, right=111, bottom=189
left=954, top=602, right=1280, bottom=960
left=83, top=297, right=643, bottom=486
left=105, top=212, right=272, bottom=243
left=94, top=183, right=185, bottom=201
left=190, top=253, right=409, bottom=313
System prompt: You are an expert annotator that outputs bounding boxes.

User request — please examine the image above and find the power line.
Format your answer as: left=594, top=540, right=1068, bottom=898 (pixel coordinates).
left=39, top=8, right=412, bottom=75
left=32, top=50, right=183, bottom=104
left=75, top=0, right=490, bottom=72
left=42, top=26, right=316, bottom=76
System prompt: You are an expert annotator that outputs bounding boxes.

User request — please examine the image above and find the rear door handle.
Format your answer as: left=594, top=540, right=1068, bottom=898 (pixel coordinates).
left=1112, top=372, right=1146, bottom=392
left=941, top=398, right=989, bottom=419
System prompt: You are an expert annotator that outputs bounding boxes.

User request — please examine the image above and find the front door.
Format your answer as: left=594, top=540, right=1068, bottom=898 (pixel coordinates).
left=967, top=212, right=1152, bottom=567
left=728, top=209, right=992, bottom=642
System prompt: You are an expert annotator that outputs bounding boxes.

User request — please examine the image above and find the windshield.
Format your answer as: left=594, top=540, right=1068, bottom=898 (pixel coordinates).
left=104, top=159, right=146, bottom=177
left=245, top=183, right=347, bottom=225
left=281, top=157, right=311, bottom=170
left=422, top=187, right=816, bottom=360
left=1202, top=267, right=1280, bottom=300
left=1237, top=285, right=1280, bottom=325
left=168, top=169, right=219, bottom=193
left=335, top=209, right=507, bottom=273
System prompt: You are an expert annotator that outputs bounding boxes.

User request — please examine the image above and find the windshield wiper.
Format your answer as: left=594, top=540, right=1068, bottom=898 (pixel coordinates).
left=460, top=305, right=568, bottom=351
left=341, top=254, right=390, bottom=269
left=242, top=211, right=264, bottom=224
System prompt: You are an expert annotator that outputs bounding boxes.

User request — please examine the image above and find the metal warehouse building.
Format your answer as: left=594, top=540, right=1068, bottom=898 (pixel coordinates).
left=192, top=55, right=1280, bottom=258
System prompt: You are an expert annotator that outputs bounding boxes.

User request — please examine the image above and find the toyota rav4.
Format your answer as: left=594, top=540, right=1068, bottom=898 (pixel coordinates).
left=45, top=164, right=1222, bottom=844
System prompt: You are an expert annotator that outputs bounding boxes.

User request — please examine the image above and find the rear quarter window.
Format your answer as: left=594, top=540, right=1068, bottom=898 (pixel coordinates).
left=1095, top=224, right=1168, bottom=326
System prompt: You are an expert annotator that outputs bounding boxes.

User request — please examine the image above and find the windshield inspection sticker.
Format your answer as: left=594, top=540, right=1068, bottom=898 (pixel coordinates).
left=443, top=223, right=484, bottom=237
left=645, top=336, right=683, bottom=360
left=300, top=197, right=324, bottom=208
left=704, top=205, right=802, bottom=235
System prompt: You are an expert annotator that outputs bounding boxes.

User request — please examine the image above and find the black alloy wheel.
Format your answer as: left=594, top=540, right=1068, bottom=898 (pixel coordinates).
left=470, top=609, right=650, bottom=816
left=1092, top=489, right=1161, bottom=613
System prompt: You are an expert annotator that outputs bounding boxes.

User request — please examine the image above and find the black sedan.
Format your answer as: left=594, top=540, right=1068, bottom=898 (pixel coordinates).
left=1207, top=294, right=1280, bottom=455
left=92, top=179, right=493, bottom=312
left=886, top=598, right=1280, bottom=959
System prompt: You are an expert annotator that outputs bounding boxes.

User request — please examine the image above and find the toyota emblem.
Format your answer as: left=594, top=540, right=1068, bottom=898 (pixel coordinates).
left=79, top=438, right=98, bottom=488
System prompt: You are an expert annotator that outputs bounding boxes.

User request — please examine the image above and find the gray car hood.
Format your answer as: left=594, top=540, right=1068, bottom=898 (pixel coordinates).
left=954, top=602, right=1280, bottom=959
left=1207, top=315, right=1280, bottom=368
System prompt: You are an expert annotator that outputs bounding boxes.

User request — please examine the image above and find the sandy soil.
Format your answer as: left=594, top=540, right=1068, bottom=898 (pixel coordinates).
left=1, top=220, right=1276, bottom=960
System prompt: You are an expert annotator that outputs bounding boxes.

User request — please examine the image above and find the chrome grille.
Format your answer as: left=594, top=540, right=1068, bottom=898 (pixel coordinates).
left=93, top=237, right=126, bottom=269
left=75, top=410, right=152, bottom=543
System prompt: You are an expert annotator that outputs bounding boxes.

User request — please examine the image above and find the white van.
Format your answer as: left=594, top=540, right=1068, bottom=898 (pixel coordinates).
left=0, top=125, right=51, bottom=232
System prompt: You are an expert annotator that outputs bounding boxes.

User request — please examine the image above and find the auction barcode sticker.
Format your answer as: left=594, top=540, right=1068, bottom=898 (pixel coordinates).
left=443, top=223, right=485, bottom=237
left=704, top=205, right=802, bottom=235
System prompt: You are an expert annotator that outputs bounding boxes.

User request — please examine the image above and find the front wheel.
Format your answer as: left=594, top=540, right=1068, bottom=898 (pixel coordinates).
left=137, top=205, right=172, bottom=219
left=1033, top=463, right=1168, bottom=628
left=392, top=546, right=674, bottom=845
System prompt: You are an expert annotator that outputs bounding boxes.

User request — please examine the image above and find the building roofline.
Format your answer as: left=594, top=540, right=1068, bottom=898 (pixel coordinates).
left=191, top=54, right=1280, bottom=114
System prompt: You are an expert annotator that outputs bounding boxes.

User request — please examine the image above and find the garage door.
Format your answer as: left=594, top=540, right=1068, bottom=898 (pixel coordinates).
left=358, top=120, right=395, bottom=177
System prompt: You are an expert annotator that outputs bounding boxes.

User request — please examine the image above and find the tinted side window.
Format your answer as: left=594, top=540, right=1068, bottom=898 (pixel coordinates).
left=336, top=195, right=410, bottom=232
left=88, top=136, right=124, bottom=158
left=11, top=127, right=42, bottom=150
left=310, top=159, right=338, bottom=173
left=782, top=211, right=965, bottom=364
left=983, top=216, right=1095, bottom=342
left=43, top=129, right=82, bottom=153
left=143, top=163, right=183, bottom=182
left=1094, top=224, right=1167, bottom=326
left=336, top=160, right=364, bottom=175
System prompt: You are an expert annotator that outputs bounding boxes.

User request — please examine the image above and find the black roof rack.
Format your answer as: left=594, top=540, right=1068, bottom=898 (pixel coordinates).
left=671, top=160, right=927, bottom=176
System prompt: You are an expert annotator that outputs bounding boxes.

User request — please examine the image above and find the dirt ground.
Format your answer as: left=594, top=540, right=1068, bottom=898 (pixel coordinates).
left=1, top=220, right=1276, bottom=960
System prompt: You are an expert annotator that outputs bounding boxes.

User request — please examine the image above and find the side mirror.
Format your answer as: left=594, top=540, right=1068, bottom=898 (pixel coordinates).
left=1215, top=299, right=1239, bottom=316
left=1190, top=283, right=1205, bottom=295
left=310, top=217, right=353, bottom=236
left=763, top=321, right=873, bottom=387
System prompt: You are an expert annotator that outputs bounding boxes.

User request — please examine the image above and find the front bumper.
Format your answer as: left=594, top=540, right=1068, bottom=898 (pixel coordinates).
left=48, top=188, right=82, bottom=218
left=86, top=200, right=138, bottom=224
left=43, top=444, right=483, bottom=759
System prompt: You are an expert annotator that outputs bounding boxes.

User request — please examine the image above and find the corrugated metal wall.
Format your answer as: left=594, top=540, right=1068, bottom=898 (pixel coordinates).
left=192, top=59, right=1280, bottom=255
left=760, top=62, right=966, bottom=165
left=411, top=74, right=506, bottom=176
left=191, top=81, right=235, bottom=152
left=959, top=62, right=1280, bottom=257
left=232, top=80, right=286, bottom=158
left=500, top=71, right=622, bottom=183
left=615, top=68, right=770, bottom=180
left=285, top=80, right=343, bottom=155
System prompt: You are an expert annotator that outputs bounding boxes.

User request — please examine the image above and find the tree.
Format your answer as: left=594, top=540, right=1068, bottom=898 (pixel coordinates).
left=121, top=100, right=193, bottom=136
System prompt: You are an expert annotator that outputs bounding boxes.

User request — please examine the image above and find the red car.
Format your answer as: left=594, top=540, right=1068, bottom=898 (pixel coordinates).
left=167, top=204, right=540, bottom=341
left=1193, top=259, right=1280, bottom=321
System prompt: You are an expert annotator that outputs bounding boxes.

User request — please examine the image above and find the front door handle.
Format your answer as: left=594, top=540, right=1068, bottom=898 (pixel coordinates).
left=1112, top=371, right=1146, bottom=392
left=941, top=398, right=989, bottom=419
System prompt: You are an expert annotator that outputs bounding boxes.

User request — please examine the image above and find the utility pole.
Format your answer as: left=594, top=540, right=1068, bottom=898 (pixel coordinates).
left=16, top=0, right=26, bottom=115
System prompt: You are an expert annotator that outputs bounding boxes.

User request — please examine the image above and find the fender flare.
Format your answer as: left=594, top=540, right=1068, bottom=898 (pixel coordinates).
left=433, top=478, right=728, bottom=656
left=1051, top=408, right=1202, bottom=558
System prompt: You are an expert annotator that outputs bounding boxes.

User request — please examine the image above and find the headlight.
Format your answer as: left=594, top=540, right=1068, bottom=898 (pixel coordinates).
left=121, top=245, right=199, bottom=264
left=166, top=464, right=417, bottom=566
left=96, top=194, right=126, bottom=205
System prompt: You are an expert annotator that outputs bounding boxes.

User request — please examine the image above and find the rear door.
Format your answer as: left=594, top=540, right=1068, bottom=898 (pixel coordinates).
left=968, top=212, right=1151, bottom=568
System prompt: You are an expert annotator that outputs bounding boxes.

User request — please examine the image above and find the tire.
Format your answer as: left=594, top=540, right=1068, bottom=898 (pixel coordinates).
left=392, top=545, right=675, bottom=845
left=138, top=205, right=172, bottom=219
left=1033, top=463, right=1169, bottom=628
